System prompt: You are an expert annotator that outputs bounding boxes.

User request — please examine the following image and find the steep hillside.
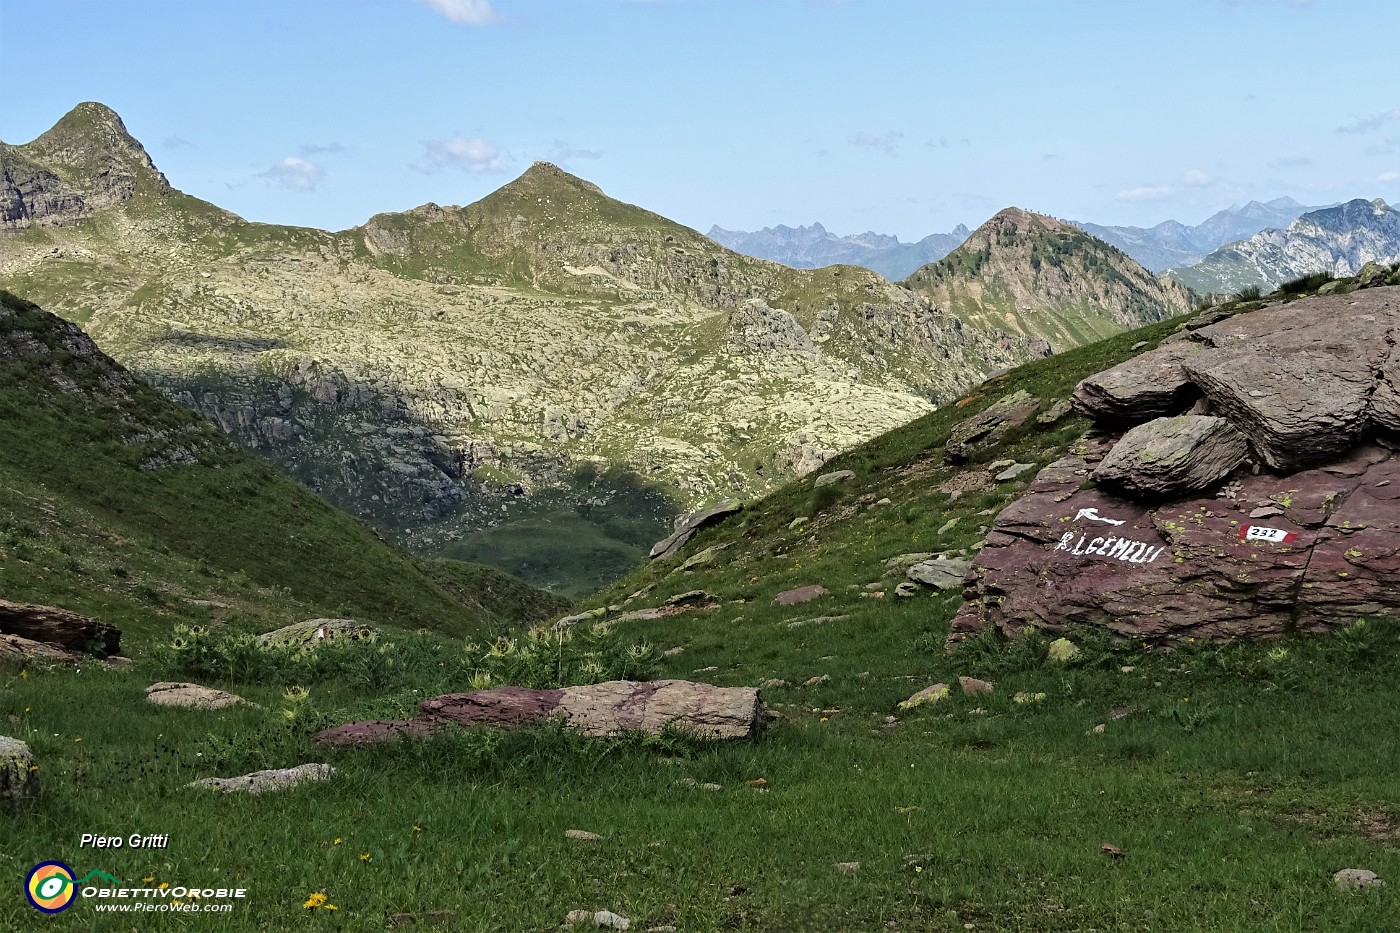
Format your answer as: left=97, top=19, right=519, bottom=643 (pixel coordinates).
left=1074, top=198, right=1316, bottom=271
left=0, top=104, right=1050, bottom=592
left=706, top=221, right=971, bottom=280
left=0, top=289, right=565, bottom=647
left=1169, top=198, right=1400, bottom=295
left=903, top=207, right=1195, bottom=351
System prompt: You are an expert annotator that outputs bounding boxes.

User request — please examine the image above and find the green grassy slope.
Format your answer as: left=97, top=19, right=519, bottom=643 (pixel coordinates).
left=0, top=290, right=566, bottom=648
left=3, top=277, right=1398, bottom=931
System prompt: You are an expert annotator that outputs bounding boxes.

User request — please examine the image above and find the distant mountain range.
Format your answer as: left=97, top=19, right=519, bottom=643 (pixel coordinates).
left=706, top=222, right=971, bottom=281
left=1166, top=199, right=1400, bottom=295
left=1070, top=198, right=1324, bottom=273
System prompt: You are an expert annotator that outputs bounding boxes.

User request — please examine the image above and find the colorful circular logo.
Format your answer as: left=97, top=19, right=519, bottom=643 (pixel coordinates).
left=26, top=861, right=77, bottom=914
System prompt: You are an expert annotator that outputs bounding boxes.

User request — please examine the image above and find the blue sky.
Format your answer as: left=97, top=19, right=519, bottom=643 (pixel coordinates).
left=2, top=0, right=1397, bottom=241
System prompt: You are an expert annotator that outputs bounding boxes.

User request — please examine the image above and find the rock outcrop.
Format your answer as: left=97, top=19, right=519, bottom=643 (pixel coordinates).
left=316, top=679, right=765, bottom=747
left=145, top=682, right=248, bottom=710
left=256, top=618, right=380, bottom=648
left=945, top=390, right=1040, bottom=461
left=951, top=286, right=1400, bottom=644
left=0, top=599, right=120, bottom=656
left=650, top=499, right=741, bottom=560
left=0, top=736, right=38, bottom=807
left=1092, top=415, right=1249, bottom=497
left=188, top=763, right=335, bottom=795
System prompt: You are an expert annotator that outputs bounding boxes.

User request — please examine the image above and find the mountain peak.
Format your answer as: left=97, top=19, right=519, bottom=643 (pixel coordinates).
left=978, top=207, right=1071, bottom=238
left=514, top=161, right=605, bottom=197
left=19, top=100, right=168, bottom=193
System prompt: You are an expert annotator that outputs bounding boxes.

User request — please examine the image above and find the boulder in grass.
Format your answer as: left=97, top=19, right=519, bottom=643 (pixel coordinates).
left=0, top=736, right=39, bottom=808
left=255, top=618, right=379, bottom=648
left=316, top=679, right=766, bottom=747
left=1092, top=415, right=1249, bottom=498
left=146, top=682, right=248, bottom=710
left=0, top=634, right=80, bottom=664
left=945, top=390, right=1040, bottom=461
left=188, top=763, right=334, bottom=795
left=649, top=499, right=741, bottom=560
left=0, top=599, right=120, bottom=656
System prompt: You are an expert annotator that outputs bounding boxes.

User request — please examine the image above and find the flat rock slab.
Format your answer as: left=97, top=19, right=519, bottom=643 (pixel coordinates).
left=813, top=469, right=854, bottom=487
left=256, top=618, right=380, bottom=647
left=946, top=390, right=1040, bottom=461
left=650, top=499, right=741, bottom=560
left=1092, top=415, right=1249, bottom=498
left=950, top=438, right=1400, bottom=644
left=775, top=585, right=827, bottom=605
left=0, top=599, right=120, bottom=656
left=1074, top=287, right=1400, bottom=472
left=906, top=557, right=972, bottom=590
left=146, top=682, right=248, bottom=710
left=317, top=680, right=765, bottom=747
left=0, top=735, right=39, bottom=806
left=0, top=633, right=80, bottom=663
left=188, top=763, right=334, bottom=795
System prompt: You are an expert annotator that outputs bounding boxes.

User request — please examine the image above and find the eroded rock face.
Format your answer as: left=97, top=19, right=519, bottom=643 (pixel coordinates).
left=316, top=680, right=765, bottom=747
left=1092, top=415, right=1249, bottom=498
left=950, top=439, right=1400, bottom=644
left=1072, top=287, right=1400, bottom=472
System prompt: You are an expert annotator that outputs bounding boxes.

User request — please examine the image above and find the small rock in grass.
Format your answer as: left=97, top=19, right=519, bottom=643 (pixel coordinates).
left=692, top=665, right=719, bottom=673
left=814, top=469, right=854, bottom=487
left=1012, top=691, right=1047, bottom=704
left=802, top=674, right=830, bottom=687
left=789, top=516, right=809, bottom=529
left=775, top=584, right=827, bottom=605
left=1100, top=843, right=1126, bottom=860
left=187, top=762, right=334, bottom=795
left=594, top=911, right=630, bottom=930
left=958, top=676, right=994, bottom=696
left=1333, top=868, right=1384, bottom=890
left=875, top=497, right=892, bottom=506
left=646, top=927, right=678, bottom=933
left=1091, top=724, right=1106, bottom=734
left=1047, top=638, right=1079, bottom=663
left=146, top=682, right=247, bottom=710
left=565, top=830, right=602, bottom=841
left=0, top=736, right=39, bottom=807
left=760, top=678, right=789, bottom=689
left=898, top=683, right=949, bottom=710
left=835, top=862, right=860, bottom=874
left=894, top=582, right=921, bottom=598
left=662, top=647, right=684, bottom=658
left=937, top=518, right=960, bottom=535
left=994, top=462, right=1036, bottom=482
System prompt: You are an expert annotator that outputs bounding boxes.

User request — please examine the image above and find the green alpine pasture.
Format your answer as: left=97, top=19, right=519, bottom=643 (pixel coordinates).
left=4, top=275, right=1400, bottom=931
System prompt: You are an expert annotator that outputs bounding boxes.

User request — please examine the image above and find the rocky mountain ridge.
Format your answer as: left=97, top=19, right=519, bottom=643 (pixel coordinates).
left=1073, top=198, right=1318, bottom=272
left=903, top=208, right=1195, bottom=352
left=0, top=104, right=1073, bottom=589
left=706, top=221, right=972, bottom=281
left=1168, top=198, right=1400, bottom=295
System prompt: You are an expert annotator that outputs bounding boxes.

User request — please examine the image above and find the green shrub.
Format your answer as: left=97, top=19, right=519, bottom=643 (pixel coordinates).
left=1233, top=284, right=1262, bottom=301
left=1275, top=271, right=1333, bottom=295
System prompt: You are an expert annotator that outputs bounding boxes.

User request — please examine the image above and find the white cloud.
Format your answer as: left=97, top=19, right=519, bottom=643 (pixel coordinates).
left=1337, top=108, right=1400, bottom=135
left=257, top=156, right=324, bottom=191
left=1380, top=171, right=1400, bottom=183
left=415, top=137, right=509, bottom=174
left=1115, top=185, right=1174, bottom=201
left=848, top=130, right=902, bottom=154
left=544, top=140, right=602, bottom=165
left=1182, top=169, right=1215, bottom=187
left=420, top=0, right=503, bottom=24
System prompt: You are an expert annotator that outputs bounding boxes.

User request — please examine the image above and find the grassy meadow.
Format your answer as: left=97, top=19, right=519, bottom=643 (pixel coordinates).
left=5, top=275, right=1400, bottom=930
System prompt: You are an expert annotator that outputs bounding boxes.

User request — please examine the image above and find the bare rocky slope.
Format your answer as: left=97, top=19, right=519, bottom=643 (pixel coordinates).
left=1, top=103, right=1186, bottom=590
left=903, top=208, right=1195, bottom=353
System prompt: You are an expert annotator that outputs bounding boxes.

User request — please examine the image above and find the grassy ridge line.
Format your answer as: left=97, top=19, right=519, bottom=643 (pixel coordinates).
left=0, top=290, right=565, bottom=647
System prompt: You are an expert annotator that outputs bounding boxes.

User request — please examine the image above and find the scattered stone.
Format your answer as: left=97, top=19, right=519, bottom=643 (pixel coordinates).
left=995, top=462, right=1037, bottom=482
left=0, top=736, right=39, bottom=807
left=256, top=618, right=379, bottom=647
left=680, top=544, right=730, bottom=571
left=884, top=552, right=934, bottom=572
left=760, top=679, right=788, bottom=689
left=650, top=498, right=741, bottom=560
left=987, top=459, right=1016, bottom=474
left=0, top=598, right=120, bottom=656
left=1333, top=868, right=1384, bottom=890
left=802, top=674, right=830, bottom=687
left=775, top=584, right=827, bottom=605
left=188, top=763, right=334, bottom=795
left=318, top=680, right=766, bottom=745
left=1092, top=416, right=1249, bottom=498
left=906, top=557, right=972, bottom=590
left=1249, top=505, right=1285, bottom=518
left=898, top=683, right=949, bottom=710
left=835, top=862, right=860, bottom=874
left=814, top=469, right=855, bottom=487
left=666, top=590, right=714, bottom=607
left=1046, top=639, right=1079, bottom=663
left=662, top=647, right=684, bottom=657
left=1131, top=341, right=1149, bottom=352
left=958, top=676, right=994, bottom=696
left=1012, top=692, right=1047, bottom=704
left=946, top=390, right=1041, bottom=461
left=937, top=518, right=960, bottom=535
left=789, top=516, right=809, bottom=529
left=788, top=615, right=847, bottom=629
left=692, top=665, right=719, bottom=673
left=1091, top=723, right=1106, bottom=734
left=104, top=656, right=133, bottom=669
left=894, top=582, right=921, bottom=598
left=676, top=778, right=722, bottom=792
left=1100, top=843, right=1126, bottom=860
left=145, top=682, right=247, bottom=710
left=1037, top=399, right=1074, bottom=424
left=565, top=830, right=602, bottom=841
left=646, top=927, right=678, bottom=933
left=875, top=497, right=892, bottom=505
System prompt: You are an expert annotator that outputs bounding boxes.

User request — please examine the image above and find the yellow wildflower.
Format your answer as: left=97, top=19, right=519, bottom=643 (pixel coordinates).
left=412, top=825, right=423, bottom=833
left=324, top=904, right=338, bottom=911
left=333, top=837, right=343, bottom=845
left=303, top=893, right=327, bottom=909
left=142, top=876, right=155, bottom=884
left=359, top=853, right=370, bottom=862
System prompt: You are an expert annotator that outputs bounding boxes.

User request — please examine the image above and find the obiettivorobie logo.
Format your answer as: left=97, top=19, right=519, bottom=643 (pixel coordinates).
left=25, top=862, right=120, bottom=914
